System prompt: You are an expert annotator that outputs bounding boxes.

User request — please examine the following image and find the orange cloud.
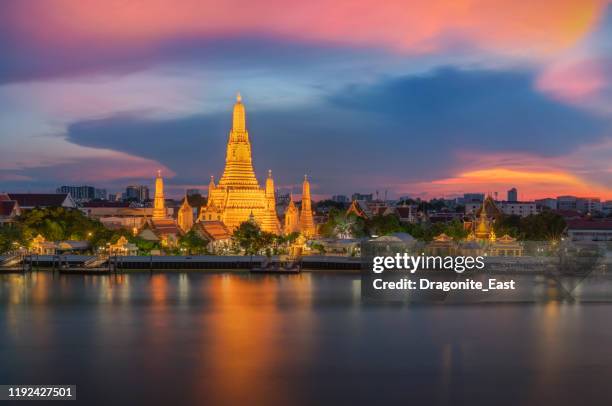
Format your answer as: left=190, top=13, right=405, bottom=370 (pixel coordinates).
left=7, top=0, right=607, bottom=56
left=394, top=141, right=612, bottom=200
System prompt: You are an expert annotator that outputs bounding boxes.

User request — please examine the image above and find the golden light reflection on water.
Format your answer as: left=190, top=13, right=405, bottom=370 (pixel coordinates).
left=193, top=274, right=315, bottom=405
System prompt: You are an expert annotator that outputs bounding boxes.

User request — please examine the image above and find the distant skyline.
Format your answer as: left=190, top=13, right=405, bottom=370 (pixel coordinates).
left=1, top=0, right=611, bottom=200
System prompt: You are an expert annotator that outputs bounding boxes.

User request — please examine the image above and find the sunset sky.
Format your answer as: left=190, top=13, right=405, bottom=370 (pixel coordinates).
left=1, top=0, right=611, bottom=200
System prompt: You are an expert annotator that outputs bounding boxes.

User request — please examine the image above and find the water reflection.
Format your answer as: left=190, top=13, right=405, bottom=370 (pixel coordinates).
left=2, top=272, right=612, bottom=405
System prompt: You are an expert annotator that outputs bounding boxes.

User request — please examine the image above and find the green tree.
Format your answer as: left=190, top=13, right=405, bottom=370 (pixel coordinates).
left=179, top=230, right=209, bottom=255
left=366, top=214, right=403, bottom=236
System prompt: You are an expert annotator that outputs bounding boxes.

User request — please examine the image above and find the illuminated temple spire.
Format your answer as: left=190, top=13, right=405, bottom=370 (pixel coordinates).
left=299, top=175, right=316, bottom=237
left=153, top=170, right=166, bottom=220
left=218, top=92, right=259, bottom=188
left=261, top=170, right=280, bottom=233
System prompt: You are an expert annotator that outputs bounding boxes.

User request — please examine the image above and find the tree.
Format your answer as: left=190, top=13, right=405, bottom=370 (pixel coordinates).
left=0, top=225, right=25, bottom=253
left=320, top=209, right=366, bottom=239
left=519, top=212, right=566, bottom=241
left=366, top=214, right=403, bottom=236
left=179, top=230, right=209, bottom=255
left=232, top=221, right=264, bottom=255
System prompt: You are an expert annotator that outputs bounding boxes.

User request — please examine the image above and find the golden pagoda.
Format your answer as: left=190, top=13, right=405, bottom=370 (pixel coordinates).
left=153, top=170, right=166, bottom=220
left=299, top=175, right=316, bottom=237
left=145, top=170, right=181, bottom=246
left=177, top=192, right=194, bottom=232
left=284, top=194, right=300, bottom=234
left=199, top=94, right=280, bottom=234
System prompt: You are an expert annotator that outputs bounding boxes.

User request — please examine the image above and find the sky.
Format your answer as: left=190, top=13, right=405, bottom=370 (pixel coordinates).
left=0, top=0, right=611, bottom=200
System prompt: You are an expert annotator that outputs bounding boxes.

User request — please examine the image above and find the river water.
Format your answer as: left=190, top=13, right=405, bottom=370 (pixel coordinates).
left=2, top=271, right=612, bottom=405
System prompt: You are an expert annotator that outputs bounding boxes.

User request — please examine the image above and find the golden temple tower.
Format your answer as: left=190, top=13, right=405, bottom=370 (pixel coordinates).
left=153, top=170, right=166, bottom=220
left=299, top=175, right=316, bottom=237
left=284, top=194, right=300, bottom=234
left=201, top=94, right=280, bottom=233
left=261, top=170, right=281, bottom=234
left=177, top=192, right=194, bottom=232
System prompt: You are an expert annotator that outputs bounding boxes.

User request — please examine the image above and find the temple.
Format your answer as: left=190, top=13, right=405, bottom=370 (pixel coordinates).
left=198, top=94, right=317, bottom=237
left=142, top=170, right=181, bottom=246
left=299, top=175, right=316, bottom=237
left=177, top=192, right=194, bottom=232
left=199, top=94, right=280, bottom=234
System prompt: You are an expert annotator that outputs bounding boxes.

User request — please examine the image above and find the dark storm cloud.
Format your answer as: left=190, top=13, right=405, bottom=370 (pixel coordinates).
left=64, top=67, right=610, bottom=195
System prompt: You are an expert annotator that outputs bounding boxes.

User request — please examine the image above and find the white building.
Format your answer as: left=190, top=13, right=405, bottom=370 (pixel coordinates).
left=465, top=200, right=536, bottom=217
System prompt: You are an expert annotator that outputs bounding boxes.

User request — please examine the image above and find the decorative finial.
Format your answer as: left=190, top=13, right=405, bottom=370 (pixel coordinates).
left=304, top=174, right=308, bottom=181
left=210, top=175, right=214, bottom=181
left=268, top=169, right=272, bottom=178
left=157, top=169, right=161, bottom=177
left=236, top=92, right=242, bottom=102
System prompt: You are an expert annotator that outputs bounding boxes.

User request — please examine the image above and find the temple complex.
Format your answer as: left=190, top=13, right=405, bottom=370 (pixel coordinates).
left=199, top=94, right=314, bottom=236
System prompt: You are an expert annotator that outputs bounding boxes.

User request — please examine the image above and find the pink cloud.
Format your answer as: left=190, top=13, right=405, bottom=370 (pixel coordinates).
left=5, top=0, right=606, bottom=57
left=536, top=58, right=609, bottom=103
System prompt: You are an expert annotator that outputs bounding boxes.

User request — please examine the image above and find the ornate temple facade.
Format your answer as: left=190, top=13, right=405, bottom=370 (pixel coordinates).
left=199, top=94, right=280, bottom=234
left=177, top=193, right=194, bottom=233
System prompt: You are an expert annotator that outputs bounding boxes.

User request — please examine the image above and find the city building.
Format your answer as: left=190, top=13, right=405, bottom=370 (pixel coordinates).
left=555, top=196, right=603, bottom=214
left=535, top=198, right=557, bottom=211
left=576, top=197, right=602, bottom=214
left=566, top=219, right=612, bottom=242
left=8, top=193, right=77, bottom=209
left=465, top=198, right=536, bottom=218
left=56, top=185, right=105, bottom=202
left=463, top=193, right=485, bottom=203
left=351, top=193, right=373, bottom=202
left=557, top=195, right=578, bottom=211
left=507, top=187, right=517, bottom=202
left=125, top=185, right=149, bottom=202
left=186, top=189, right=201, bottom=196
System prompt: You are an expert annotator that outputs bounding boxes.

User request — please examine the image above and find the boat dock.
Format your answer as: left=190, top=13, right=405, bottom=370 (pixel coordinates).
left=0, top=254, right=362, bottom=273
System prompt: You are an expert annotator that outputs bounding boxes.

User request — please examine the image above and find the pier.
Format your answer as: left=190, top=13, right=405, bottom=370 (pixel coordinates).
left=0, top=254, right=362, bottom=273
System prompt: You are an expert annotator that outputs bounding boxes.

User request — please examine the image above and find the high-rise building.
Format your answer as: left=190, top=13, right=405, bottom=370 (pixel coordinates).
left=125, top=185, right=149, bottom=202
left=56, top=185, right=96, bottom=202
left=186, top=189, right=201, bottom=196
left=507, top=187, right=517, bottom=202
